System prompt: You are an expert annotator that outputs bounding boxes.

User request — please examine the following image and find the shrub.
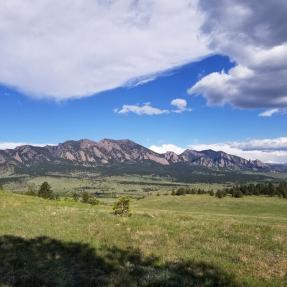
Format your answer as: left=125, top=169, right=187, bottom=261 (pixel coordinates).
left=81, top=191, right=90, bottom=203
left=80, top=192, right=99, bottom=205
left=72, top=192, right=80, bottom=201
left=175, top=188, right=186, bottom=196
left=113, top=197, right=131, bottom=217
left=232, top=190, right=243, bottom=198
left=215, top=190, right=225, bottom=199
left=87, top=197, right=99, bottom=205
left=38, top=182, right=55, bottom=200
left=208, top=190, right=214, bottom=196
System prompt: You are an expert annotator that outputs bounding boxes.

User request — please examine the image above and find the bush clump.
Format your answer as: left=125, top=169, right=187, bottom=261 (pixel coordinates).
left=215, top=190, right=226, bottom=199
left=208, top=190, right=215, bottom=196
left=81, top=191, right=99, bottom=205
left=81, top=191, right=90, bottom=203
left=72, top=192, right=80, bottom=201
left=87, top=197, right=100, bottom=205
left=113, top=197, right=131, bottom=217
left=38, top=182, right=56, bottom=200
left=232, top=189, right=243, bottom=198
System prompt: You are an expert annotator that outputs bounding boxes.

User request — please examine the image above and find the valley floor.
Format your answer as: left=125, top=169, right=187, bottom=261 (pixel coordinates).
left=0, top=192, right=286, bottom=286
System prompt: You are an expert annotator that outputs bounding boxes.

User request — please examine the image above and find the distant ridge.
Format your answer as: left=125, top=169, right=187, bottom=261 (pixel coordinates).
left=0, top=138, right=269, bottom=172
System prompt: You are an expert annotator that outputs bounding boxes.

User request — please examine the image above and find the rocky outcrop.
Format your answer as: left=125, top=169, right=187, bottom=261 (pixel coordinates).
left=0, top=138, right=269, bottom=171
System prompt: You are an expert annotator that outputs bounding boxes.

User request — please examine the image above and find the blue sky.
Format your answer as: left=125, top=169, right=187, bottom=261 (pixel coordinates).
left=1, top=55, right=286, bottom=148
left=0, top=0, right=286, bottom=163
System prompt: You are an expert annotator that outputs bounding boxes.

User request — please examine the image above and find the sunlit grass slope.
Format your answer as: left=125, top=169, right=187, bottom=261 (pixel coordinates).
left=0, top=192, right=286, bottom=286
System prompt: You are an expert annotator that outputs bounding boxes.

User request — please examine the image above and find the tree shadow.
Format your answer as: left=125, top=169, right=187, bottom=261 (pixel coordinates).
left=0, top=235, right=242, bottom=287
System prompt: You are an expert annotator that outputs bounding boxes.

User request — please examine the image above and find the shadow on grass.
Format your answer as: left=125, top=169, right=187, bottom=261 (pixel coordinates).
left=0, top=235, right=242, bottom=287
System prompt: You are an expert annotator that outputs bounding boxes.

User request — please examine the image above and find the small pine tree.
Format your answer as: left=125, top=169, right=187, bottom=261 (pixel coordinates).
left=232, top=190, right=243, bottom=198
left=81, top=191, right=90, bottom=203
left=38, top=182, right=55, bottom=199
left=0, top=184, right=3, bottom=191
left=72, top=192, right=80, bottom=201
left=215, top=190, right=224, bottom=199
left=209, top=190, right=214, bottom=196
left=113, top=197, right=131, bottom=216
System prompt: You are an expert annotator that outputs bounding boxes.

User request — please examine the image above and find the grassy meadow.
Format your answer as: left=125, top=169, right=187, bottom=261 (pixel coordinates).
left=0, top=174, right=228, bottom=198
left=0, top=189, right=286, bottom=286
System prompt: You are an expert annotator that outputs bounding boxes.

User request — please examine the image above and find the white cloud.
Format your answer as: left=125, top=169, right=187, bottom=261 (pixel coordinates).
left=149, top=144, right=185, bottom=154
left=259, top=109, right=280, bottom=117
left=150, top=136, right=287, bottom=164
left=231, top=137, right=287, bottom=152
left=0, top=0, right=208, bottom=100
left=2, top=0, right=285, bottom=111
left=115, top=99, right=192, bottom=116
left=258, top=108, right=286, bottom=117
left=170, top=98, right=192, bottom=113
left=114, top=103, right=168, bottom=116
left=0, top=142, right=51, bottom=150
left=190, top=143, right=287, bottom=164
left=171, top=99, right=187, bottom=110
left=189, top=0, right=287, bottom=109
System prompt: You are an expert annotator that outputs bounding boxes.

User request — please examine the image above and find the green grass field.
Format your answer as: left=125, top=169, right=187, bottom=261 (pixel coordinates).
left=0, top=174, right=233, bottom=199
left=0, top=191, right=286, bottom=286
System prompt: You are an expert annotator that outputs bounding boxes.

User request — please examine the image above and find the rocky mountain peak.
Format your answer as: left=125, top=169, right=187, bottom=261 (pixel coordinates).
left=0, top=138, right=270, bottom=172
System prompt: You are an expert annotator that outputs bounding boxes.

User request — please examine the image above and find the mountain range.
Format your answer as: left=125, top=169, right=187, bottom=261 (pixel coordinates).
left=0, top=139, right=270, bottom=173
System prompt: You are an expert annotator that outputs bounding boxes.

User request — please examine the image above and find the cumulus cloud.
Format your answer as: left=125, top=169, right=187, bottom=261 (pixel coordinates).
left=189, top=0, right=287, bottom=109
left=115, top=98, right=191, bottom=115
left=170, top=98, right=192, bottom=113
left=2, top=0, right=285, bottom=109
left=114, top=103, right=168, bottom=116
left=171, top=99, right=187, bottom=110
left=231, top=137, right=287, bottom=152
left=149, top=144, right=185, bottom=154
left=150, top=136, right=287, bottom=163
left=0, top=0, right=208, bottom=100
left=190, top=143, right=287, bottom=164
left=0, top=142, right=51, bottom=150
